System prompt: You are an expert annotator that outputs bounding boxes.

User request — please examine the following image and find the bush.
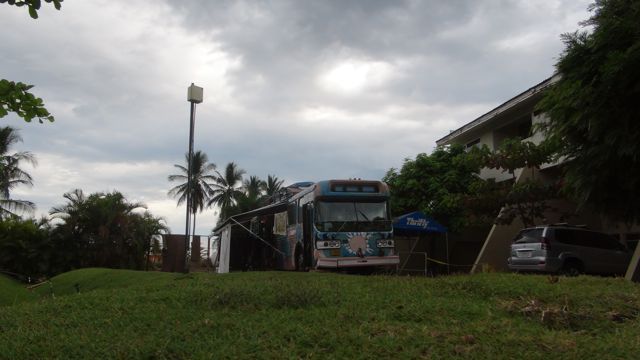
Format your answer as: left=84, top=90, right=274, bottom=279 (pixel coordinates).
left=0, top=217, right=52, bottom=281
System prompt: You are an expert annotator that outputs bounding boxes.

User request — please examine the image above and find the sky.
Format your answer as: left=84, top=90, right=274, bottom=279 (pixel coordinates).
left=1, top=0, right=592, bottom=235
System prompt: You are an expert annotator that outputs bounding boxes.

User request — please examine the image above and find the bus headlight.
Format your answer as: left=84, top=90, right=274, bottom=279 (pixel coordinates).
left=316, top=240, right=341, bottom=249
left=377, top=239, right=395, bottom=248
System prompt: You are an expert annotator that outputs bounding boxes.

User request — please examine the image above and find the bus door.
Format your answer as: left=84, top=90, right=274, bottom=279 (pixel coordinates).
left=302, top=203, right=314, bottom=267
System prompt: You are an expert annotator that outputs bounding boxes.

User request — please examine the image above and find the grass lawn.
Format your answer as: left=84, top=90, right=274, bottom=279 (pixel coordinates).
left=0, top=274, right=36, bottom=306
left=1, top=269, right=639, bottom=359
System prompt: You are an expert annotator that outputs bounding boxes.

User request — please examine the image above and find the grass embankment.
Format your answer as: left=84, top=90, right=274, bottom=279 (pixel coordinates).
left=0, top=274, right=35, bottom=306
left=1, top=269, right=639, bottom=359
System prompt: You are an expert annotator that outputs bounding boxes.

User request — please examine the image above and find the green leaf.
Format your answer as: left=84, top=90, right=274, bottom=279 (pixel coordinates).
left=28, top=5, right=38, bottom=19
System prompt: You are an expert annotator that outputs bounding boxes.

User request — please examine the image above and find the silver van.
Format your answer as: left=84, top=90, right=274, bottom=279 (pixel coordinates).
left=507, top=225, right=631, bottom=275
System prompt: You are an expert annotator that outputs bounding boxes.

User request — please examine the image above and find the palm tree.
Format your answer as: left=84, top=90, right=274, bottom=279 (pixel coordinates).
left=243, top=175, right=263, bottom=201
left=49, top=189, right=86, bottom=223
left=0, top=126, right=36, bottom=218
left=50, top=190, right=153, bottom=269
left=261, top=174, right=284, bottom=202
left=0, top=216, right=52, bottom=281
left=209, top=162, right=245, bottom=220
left=229, top=175, right=264, bottom=214
left=168, top=150, right=217, bottom=236
left=131, top=211, right=169, bottom=270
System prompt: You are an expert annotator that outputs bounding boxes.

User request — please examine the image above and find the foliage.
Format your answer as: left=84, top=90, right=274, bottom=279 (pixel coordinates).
left=209, top=162, right=246, bottom=221
left=168, top=150, right=216, bottom=234
left=1, top=1, right=60, bottom=122
left=0, top=189, right=167, bottom=281
left=0, top=126, right=36, bottom=218
left=243, top=175, right=263, bottom=201
left=537, top=0, right=640, bottom=224
left=383, top=144, right=485, bottom=232
left=2, top=269, right=640, bottom=358
left=477, top=138, right=559, bottom=227
left=482, top=138, right=554, bottom=175
left=232, top=175, right=264, bottom=213
left=151, top=238, right=161, bottom=255
left=0, top=80, right=54, bottom=123
left=0, top=217, right=51, bottom=281
left=233, top=174, right=287, bottom=214
left=261, top=174, right=284, bottom=199
left=168, top=150, right=217, bottom=215
left=0, top=0, right=62, bottom=19
left=50, top=189, right=168, bottom=270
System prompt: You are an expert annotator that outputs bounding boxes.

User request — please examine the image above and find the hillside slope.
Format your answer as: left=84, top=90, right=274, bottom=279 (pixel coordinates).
left=0, top=274, right=35, bottom=306
left=1, top=269, right=639, bottom=359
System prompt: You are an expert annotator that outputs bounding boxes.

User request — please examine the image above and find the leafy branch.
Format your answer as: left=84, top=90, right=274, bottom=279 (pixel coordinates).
left=0, top=0, right=62, bottom=19
left=0, top=80, right=54, bottom=123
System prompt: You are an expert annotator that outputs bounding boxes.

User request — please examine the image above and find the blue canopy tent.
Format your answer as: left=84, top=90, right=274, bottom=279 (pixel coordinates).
left=393, top=211, right=449, bottom=275
left=394, top=211, right=448, bottom=234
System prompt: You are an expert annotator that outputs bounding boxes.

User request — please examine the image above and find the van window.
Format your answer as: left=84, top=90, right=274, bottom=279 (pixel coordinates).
left=556, top=229, right=623, bottom=250
left=590, top=232, right=624, bottom=250
left=554, top=229, right=577, bottom=245
left=514, top=228, right=543, bottom=243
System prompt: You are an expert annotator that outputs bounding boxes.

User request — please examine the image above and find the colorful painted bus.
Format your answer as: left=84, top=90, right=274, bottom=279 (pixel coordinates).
left=274, top=179, right=398, bottom=270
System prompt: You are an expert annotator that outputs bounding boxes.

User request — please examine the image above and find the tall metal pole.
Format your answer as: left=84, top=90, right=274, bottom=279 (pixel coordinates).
left=184, top=83, right=203, bottom=273
left=184, top=101, right=196, bottom=273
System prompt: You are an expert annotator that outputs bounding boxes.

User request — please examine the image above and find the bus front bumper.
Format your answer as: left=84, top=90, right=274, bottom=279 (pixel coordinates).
left=317, top=255, right=400, bottom=268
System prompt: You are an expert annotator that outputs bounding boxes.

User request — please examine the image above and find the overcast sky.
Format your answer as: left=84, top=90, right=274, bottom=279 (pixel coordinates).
left=1, top=0, right=592, bottom=235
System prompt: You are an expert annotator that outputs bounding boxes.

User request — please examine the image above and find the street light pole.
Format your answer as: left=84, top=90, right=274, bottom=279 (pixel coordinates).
left=185, top=83, right=203, bottom=273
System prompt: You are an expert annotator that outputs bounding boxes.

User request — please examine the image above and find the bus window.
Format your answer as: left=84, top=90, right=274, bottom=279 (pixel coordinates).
left=287, top=202, right=297, bottom=225
left=355, top=202, right=387, bottom=221
left=315, top=201, right=391, bottom=232
left=298, top=199, right=303, bottom=225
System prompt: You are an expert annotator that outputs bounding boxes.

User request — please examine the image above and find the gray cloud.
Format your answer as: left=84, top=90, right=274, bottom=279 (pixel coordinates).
left=1, top=0, right=591, bottom=234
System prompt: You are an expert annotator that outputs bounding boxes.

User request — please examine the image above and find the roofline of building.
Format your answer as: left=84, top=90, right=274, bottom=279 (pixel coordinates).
left=435, top=73, right=560, bottom=146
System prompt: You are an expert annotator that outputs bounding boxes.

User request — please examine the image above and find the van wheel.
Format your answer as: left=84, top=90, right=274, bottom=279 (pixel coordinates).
left=561, top=259, right=583, bottom=277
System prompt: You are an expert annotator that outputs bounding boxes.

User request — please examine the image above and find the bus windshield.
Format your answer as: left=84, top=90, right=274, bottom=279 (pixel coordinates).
left=315, top=201, right=392, bottom=232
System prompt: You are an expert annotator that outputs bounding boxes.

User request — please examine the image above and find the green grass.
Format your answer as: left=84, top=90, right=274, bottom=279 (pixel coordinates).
left=1, top=269, right=639, bottom=359
left=0, top=274, right=35, bottom=306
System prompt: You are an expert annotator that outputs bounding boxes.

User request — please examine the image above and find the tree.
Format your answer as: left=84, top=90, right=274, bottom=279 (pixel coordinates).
left=538, top=0, right=640, bottom=224
left=208, top=162, right=245, bottom=221
left=168, top=150, right=216, bottom=236
left=261, top=174, right=284, bottom=201
left=243, top=175, right=263, bottom=201
left=0, top=80, right=54, bottom=123
left=0, top=126, right=36, bottom=218
left=0, top=0, right=63, bottom=19
left=225, top=175, right=265, bottom=215
left=1, top=1, right=61, bottom=122
left=479, top=138, right=558, bottom=228
left=382, top=144, right=485, bottom=232
left=0, top=216, right=52, bottom=281
left=131, top=211, right=169, bottom=270
left=50, top=190, right=165, bottom=270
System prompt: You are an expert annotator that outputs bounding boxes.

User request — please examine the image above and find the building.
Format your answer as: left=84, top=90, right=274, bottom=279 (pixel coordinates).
left=435, top=75, right=640, bottom=280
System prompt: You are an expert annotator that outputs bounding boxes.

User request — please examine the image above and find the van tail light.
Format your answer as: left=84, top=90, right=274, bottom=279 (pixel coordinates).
left=540, top=236, right=550, bottom=250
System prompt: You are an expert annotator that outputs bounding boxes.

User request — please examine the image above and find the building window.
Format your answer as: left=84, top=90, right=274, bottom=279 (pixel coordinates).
left=465, top=138, right=480, bottom=151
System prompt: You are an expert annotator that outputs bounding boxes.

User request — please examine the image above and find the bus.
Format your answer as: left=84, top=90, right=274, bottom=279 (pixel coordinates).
left=274, top=179, right=398, bottom=270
